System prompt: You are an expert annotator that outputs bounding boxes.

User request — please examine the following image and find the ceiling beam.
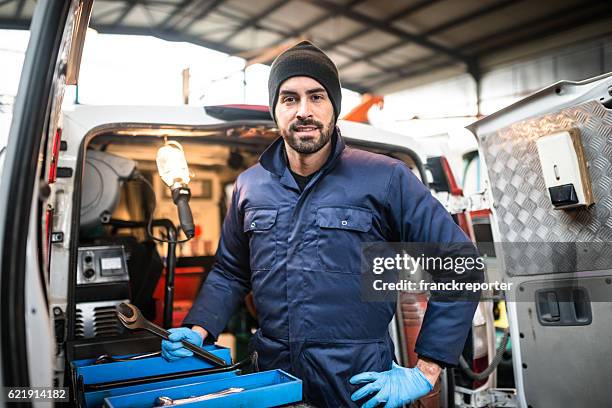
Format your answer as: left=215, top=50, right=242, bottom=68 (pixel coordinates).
left=89, top=20, right=374, bottom=95
left=113, top=0, right=138, bottom=26
left=181, top=0, right=225, bottom=31
left=365, top=0, right=610, bottom=91
left=92, top=4, right=128, bottom=22
left=219, top=10, right=390, bottom=77
left=90, top=23, right=242, bottom=54
left=366, top=59, right=458, bottom=91
left=320, top=0, right=443, bottom=53
left=156, top=0, right=196, bottom=29
left=14, top=0, right=26, bottom=18
left=336, top=0, right=521, bottom=71
left=422, top=0, right=522, bottom=37
left=471, top=1, right=612, bottom=57
left=461, top=0, right=609, bottom=54
left=303, top=0, right=469, bottom=64
left=264, top=0, right=368, bottom=49
left=338, top=41, right=423, bottom=71
left=221, top=0, right=287, bottom=43
left=337, top=80, right=369, bottom=94
left=358, top=53, right=448, bottom=83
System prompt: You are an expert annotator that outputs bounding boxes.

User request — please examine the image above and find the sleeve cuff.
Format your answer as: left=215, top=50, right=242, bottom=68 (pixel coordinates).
left=417, top=353, right=455, bottom=369
left=414, top=346, right=458, bottom=368
left=181, top=318, right=220, bottom=342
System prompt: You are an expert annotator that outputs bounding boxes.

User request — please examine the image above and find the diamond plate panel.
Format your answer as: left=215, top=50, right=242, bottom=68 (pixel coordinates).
left=479, top=101, right=612, bottom=276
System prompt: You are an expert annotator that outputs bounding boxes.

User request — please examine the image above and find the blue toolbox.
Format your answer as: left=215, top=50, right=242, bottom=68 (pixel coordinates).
left=71, top=346, right=302, bottom=407
left=104, top=369, right=302, bottom=408
left=72, top=345, right=234, bottom=407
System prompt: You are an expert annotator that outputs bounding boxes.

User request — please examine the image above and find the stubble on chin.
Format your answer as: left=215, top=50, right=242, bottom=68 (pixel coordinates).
left=282, top=119, right=335, bottom=155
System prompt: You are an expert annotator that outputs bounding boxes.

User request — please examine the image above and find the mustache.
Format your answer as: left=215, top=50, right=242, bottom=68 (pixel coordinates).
left=290, top=119, right=323, bottom=131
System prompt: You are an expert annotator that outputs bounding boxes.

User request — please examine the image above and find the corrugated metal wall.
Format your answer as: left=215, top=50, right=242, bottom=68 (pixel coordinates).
left=386, top=34, right=612, bottom=119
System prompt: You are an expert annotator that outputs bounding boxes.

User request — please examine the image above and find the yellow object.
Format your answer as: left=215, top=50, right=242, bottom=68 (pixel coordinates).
left=494, top=300, right=509, bottom=329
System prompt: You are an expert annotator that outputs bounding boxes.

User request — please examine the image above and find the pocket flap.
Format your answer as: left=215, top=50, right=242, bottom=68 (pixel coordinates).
left=244, top=208, right=278, bottom=232
left=316, top=207, right=372, bottom=232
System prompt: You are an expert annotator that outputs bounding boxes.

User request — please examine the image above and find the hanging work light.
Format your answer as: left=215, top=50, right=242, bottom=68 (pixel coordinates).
left=156, top=140, right=195, bottom=239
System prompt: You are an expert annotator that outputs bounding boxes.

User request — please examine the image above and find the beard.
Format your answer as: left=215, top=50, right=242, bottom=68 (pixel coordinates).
left=280, top=116, right=335, bottom=155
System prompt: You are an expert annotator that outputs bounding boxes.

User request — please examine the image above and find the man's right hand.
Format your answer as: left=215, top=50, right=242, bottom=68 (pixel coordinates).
left=161, top=326, right=207, bottom=361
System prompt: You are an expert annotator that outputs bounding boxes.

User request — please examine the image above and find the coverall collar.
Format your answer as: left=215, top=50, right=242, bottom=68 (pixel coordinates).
left=259, top=126, right=345, bottom=178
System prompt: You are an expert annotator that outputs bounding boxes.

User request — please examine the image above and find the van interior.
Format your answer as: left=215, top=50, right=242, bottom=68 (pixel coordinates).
left=64, top=120, right=427, bottom=404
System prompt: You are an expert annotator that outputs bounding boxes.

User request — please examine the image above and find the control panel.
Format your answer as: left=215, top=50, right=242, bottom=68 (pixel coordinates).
left=77, top=245, right=129, bottom=285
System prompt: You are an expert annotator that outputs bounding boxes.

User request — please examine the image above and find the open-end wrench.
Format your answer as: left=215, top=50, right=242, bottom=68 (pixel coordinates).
left=155, top=388, right=245, bottom=406
left=116, top=302, right=227, bottom=367
left=94, top=351, right=161, bottom=365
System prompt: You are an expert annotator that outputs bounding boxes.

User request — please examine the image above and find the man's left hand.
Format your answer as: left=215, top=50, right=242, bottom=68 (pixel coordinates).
left=349, top=362, right=435, bottom=408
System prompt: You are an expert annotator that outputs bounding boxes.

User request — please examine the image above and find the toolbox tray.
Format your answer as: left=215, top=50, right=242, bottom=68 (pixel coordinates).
left=82, top=370, right=238, bottom=408
left=72, top=345, right=233, bottom=407
left=103, top=369, right=302, bottom=408
left=72, top=345, right=231, bottom=384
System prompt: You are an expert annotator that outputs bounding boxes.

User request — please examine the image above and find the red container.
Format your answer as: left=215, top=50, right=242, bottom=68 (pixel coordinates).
left=153, top=266, right=205, bottom=326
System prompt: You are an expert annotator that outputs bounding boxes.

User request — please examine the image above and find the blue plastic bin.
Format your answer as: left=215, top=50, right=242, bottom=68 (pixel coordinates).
left=103, top=369, right=302, bottom=408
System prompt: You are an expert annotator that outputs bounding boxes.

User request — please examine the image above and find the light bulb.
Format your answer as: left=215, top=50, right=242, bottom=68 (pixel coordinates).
left=156, top=141, right=190, bottom=188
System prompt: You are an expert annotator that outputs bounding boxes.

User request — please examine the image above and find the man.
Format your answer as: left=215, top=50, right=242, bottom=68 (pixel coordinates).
left=161, top=41, right=482, bottom=407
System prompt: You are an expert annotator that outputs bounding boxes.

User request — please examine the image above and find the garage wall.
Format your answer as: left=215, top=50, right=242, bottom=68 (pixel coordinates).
left=385, top=34, right=612, bottom=119
left=480, top=34, right=612, bottom=114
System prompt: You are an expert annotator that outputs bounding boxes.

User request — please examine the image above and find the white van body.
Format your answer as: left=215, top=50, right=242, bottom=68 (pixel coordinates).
left=1, top=2, right=492, bottom=406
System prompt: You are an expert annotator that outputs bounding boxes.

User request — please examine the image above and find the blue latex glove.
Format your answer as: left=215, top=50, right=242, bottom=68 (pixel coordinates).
left=161, top=327, right=203, bottom=361
left=350, top=362, right=433, bottom=408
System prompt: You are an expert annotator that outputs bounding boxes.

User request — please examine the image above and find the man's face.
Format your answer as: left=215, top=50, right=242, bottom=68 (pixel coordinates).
left=274, top=76, right=335, bottom=155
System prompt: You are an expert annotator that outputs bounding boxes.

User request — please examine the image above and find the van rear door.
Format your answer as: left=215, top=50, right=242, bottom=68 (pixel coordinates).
left=0, top=0, right=91, bottom=389
left=468, top=73, right=612, bottom=408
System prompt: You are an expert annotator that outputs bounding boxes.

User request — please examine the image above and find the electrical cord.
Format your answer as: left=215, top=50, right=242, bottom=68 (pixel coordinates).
left=135, top=172, right=191, bottom=244
left=458, top=327, right=510, bottom=381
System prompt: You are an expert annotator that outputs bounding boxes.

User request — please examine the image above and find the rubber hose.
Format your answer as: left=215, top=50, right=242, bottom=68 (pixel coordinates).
left=458, top=327, right=510, bottom=381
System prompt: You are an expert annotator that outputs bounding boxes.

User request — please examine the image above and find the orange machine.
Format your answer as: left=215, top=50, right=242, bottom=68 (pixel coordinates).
left=342, top=94, right=384, bottom=124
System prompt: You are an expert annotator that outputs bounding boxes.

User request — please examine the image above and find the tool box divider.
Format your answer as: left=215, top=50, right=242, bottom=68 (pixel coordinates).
left=81, top=370, right=239, bottom=408
left=72, top=345, right=231, bottom=384
left=70, top=345, right=232, bottom=407
left=103, top=369, right=302, bottom=408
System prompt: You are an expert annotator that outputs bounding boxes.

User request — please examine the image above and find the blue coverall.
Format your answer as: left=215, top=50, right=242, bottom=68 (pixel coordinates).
left=183, top=130, right=482, bottom=406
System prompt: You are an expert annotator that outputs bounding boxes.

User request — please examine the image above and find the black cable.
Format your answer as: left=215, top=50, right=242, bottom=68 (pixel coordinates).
left=458, top=327, right=510, bottom=381
left=136, top=173, right=191, bottom=244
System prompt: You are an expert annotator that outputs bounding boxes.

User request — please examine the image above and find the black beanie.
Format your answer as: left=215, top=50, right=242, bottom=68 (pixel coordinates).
left=268, top=41, right=342, bottom=122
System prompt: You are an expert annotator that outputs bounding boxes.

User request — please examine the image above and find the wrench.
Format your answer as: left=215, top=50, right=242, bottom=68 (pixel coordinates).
left=94, top=351, right=161, bottom=365
left=155, top=388, right=245, bottom=406
left=116, top=302, right=227, bottom=367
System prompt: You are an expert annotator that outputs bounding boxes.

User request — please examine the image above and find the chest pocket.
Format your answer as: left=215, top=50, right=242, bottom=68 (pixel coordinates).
left=244, top=208, right=278, bottom=270
left=316, top=206, right=372, bottom=274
